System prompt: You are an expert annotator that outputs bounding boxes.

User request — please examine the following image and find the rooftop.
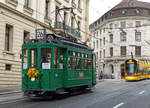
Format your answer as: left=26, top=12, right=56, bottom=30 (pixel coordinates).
left=112, top=0, right=150, bottom=10
left=89, top=0, right=150, bottom=30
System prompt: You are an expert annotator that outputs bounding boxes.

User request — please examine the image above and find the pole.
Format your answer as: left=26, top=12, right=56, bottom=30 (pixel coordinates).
left=131, top=51, right=133, bottom=59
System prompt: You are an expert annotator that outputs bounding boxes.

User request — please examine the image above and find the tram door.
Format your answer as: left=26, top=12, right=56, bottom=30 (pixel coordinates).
left=40, top=48, right=52, bottom=89
left=53, top=48, right=67, bottom=88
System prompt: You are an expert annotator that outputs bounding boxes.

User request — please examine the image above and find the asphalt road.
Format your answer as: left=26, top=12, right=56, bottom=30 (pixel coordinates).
left=1, top=79, right=150, bottom=108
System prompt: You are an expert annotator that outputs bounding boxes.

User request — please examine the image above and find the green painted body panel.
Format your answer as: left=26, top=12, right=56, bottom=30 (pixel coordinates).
left=65, top=69, right=92, bottom=87
left=22, top=42, right=96, bottom=91
left=52, top=69, right=63, bottom=89
left=40, top=70, right=50, bottom=89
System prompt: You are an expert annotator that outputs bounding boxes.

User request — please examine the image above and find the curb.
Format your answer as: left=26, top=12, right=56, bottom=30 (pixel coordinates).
left=0, top=96, right=26, bottom=104
left=97, top=79, right=125, bottom=83
left=0, top=90, right=22, bottom=95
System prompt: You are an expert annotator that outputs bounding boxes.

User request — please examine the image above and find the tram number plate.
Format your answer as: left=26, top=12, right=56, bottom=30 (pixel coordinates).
left=36, top=29, right=46, bottom=39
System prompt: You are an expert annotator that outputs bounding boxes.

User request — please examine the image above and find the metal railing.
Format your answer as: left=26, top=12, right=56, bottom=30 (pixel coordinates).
left=54, top=21, right=81, bottom=38
left=44, top=16, right=52, bottom=23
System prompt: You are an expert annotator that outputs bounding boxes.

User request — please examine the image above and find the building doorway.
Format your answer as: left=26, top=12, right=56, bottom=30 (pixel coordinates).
left=120, top=64, right=125, bottom=79
left=109, top=64, right=114, bottom=79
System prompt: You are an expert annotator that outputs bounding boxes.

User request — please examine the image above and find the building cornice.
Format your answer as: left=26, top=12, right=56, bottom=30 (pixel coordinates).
left=0, top=2, right=51, bottom=29
left=90, top=15, right=150, bottom=32
left=90, top=4, right=150, bottom=30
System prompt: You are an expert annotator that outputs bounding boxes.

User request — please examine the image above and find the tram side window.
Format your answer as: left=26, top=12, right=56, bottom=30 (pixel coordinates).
left=68, top=51, right=73, bottom=69
left=54, top=48, right=64, bottom=69
left=22, top=49, right=27, bottom=69
left=68, top=51, right=76, bottom=69
left=77, top=58, right=81, bottom=69
left=84, top=54, right=88, bottom=69
left=73, top=58, right=76, bottom=69
left=69, top=51, right=73, bottom=56
left=77, top=53, right=81, bottom=69
left=41, top=48, right=51, bottom=69
left=30, top=48, right=38, bottom=68
left=81, top=54, right=85, bottom=69
left=68, top=57, right=73, bottom=69
left=54, top=48, right=58, bottom=68
left=87, top=54, right=92, bottom=69
left=59, top=49, right=64, bottom=69
left=88, top=60, right=91, bottom=69
left=81, top=59, right=85, bottom=69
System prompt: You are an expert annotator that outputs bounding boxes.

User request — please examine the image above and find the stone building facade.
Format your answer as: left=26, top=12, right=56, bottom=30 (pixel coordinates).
left=0, top=0, right=89, bottom=86
left=89, top=0, right=150, bottom=79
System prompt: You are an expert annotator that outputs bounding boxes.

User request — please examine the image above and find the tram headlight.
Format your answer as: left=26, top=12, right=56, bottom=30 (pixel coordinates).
left=31, top=77, right=35, bottom=82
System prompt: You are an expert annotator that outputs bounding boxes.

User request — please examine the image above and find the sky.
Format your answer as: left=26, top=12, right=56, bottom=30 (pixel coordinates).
left=89, top=0, right=150, bottom=24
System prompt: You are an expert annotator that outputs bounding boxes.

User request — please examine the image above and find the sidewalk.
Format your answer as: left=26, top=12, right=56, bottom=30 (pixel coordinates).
left=97, top=79, right=125, bottom=83
left=0, top=85, right=23, bottom=103
left=0, top=85, right=21, bottom=95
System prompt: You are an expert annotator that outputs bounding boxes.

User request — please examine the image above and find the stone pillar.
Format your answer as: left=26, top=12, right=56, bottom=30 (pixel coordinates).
left=114, top=63, right=120, bottom=79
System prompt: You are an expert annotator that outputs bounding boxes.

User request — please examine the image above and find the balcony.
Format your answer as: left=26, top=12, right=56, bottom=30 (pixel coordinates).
left=24, top=5, right=33, bottom=14
left=44, top=16, right=52, bottom=23
left=54, top=21, right=81, bottom=38
left=104, top=56, right=128, bottom=62
left=6, top=0, right=18, bottom=7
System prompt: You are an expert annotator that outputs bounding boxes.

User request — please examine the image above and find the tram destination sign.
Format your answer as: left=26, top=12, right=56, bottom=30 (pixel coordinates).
left=36, top=29, right=46, bottom=40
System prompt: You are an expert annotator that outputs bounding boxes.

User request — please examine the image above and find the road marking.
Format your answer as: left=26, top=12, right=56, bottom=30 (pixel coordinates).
left=113, top=102, right=124, bottom=108
left=139, top=90, right=145, bottom=95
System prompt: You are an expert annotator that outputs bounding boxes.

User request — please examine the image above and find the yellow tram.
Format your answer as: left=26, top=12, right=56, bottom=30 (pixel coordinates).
left=125, top=59, right=150, bottom=81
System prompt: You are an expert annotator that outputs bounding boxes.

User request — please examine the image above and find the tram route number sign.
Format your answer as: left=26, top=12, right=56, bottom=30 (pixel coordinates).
left=36, top=29, right=46, bottom=40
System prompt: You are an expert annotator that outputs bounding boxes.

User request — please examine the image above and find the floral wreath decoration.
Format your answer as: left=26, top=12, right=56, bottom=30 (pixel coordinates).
left=27, top=68, right=39, bottom=81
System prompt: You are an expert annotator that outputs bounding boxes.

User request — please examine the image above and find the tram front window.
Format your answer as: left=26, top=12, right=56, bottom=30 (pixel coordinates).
left=41, top=48, right=51, bottom=69
left=126, top=63, right=135, bottom=75
left=22, top=49, right=27, bottom=69
left=30, top=48, right=38, bottom=68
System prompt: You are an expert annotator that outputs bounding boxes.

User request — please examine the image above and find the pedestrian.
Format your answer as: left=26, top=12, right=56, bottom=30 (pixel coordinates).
left=96, top=74, right=98, bottom=80
left=111, top=73, right=114, bottom=79
left=99, top=71, right=103, bottom=80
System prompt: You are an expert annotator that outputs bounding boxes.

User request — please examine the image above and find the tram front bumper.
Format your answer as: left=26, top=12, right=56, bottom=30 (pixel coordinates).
left=125, top=76, right=139, bottom=81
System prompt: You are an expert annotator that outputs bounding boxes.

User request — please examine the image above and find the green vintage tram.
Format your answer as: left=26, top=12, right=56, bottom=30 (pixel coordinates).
left=22, top=33, right=96, bottom=97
